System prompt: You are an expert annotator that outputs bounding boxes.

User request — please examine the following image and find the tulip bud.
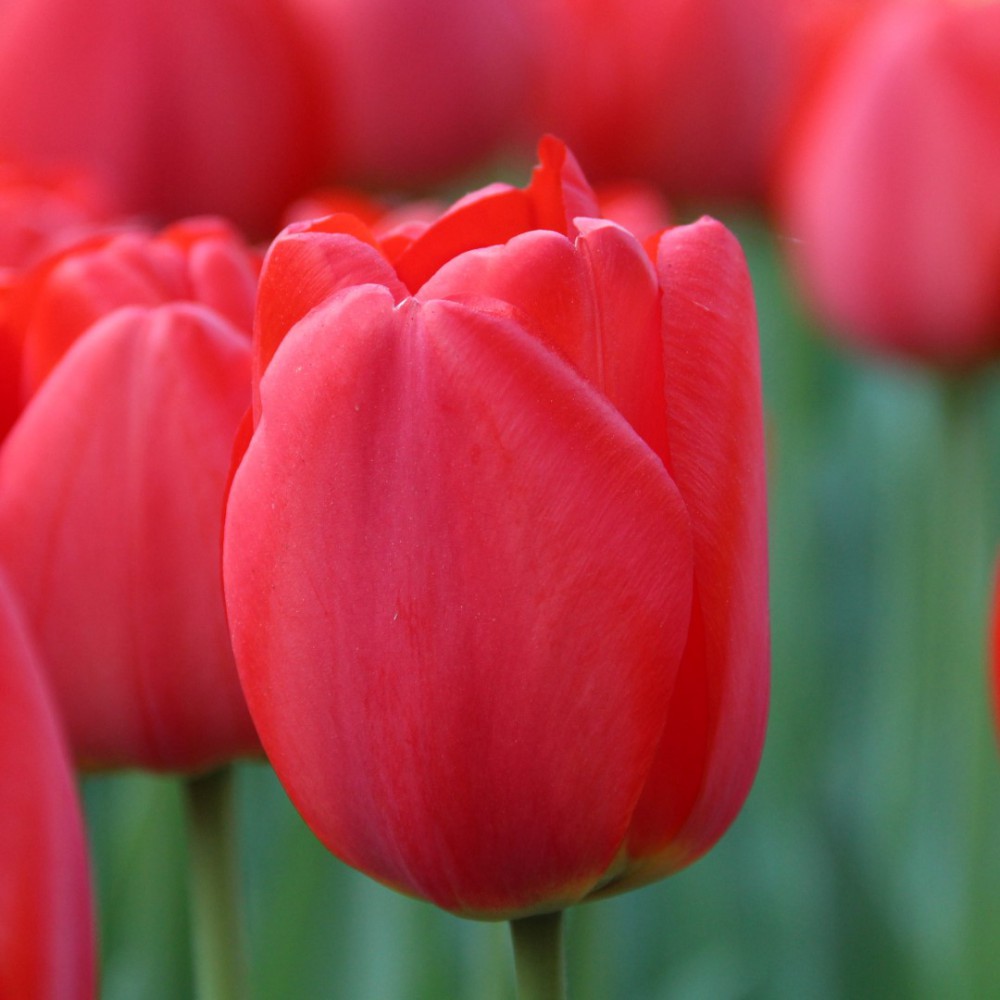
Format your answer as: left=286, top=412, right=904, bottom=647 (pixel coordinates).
left=0, top=223, right=260, bottom=771
left=225, top=138, right=769, bottom=917
left=778, top=1, right=1000, bottom=364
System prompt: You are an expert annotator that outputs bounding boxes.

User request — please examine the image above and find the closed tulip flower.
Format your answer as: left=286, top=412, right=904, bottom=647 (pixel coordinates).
left=0, top=570, right=94, bottom=998
left=0, top=161, right=113, bottom=440
left=6, top=217, right=259, bottom=401
left=0, top=0, right=323, bottom=234
left=224, top=139, right=769, bottom=920
left=530, top=0, right=805, bottom=201
left=778, top=1, right=1000, bottom=364
left=287, top=0, right=532, bottom=188
left=0, top=226, right=259, bottom=770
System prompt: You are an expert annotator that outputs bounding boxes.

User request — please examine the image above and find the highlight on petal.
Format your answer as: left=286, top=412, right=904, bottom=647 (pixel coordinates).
left=225, top=286, right=694, bottom=916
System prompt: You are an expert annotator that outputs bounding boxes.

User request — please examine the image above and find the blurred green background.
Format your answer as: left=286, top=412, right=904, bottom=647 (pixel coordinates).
left=80, top=212, right=1000, bottom=1000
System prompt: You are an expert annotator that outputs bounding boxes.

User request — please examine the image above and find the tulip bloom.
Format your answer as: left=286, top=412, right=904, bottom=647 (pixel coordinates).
left=0, top=225, right=259, bottom=771
left=225, top=139, right=769, bottom=917
left=778, top=1, right=1000, bottom=364
left=0, top=161, right=114, bottom=439
left=6, top=217, right=259, bottom=401
left=0, top=570, right=94, bottom=998
left=286, top=0, right=532, bottom=188
left=529, top=0, right=809, bottom=201
left=0, top=0, right=323, bottom=234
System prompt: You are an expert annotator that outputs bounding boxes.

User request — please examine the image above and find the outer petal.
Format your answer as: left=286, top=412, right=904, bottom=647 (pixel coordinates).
left=0, top=303, right=258, bottom=771
left=0, top=571, right=94, bottom=999
left=252, top=216, right=407, bottom=415
left=419, top=221, right=670, bottom=465
left=603, top=217, right=769, bottom=892
left=225, top=287, right=693, bottom=917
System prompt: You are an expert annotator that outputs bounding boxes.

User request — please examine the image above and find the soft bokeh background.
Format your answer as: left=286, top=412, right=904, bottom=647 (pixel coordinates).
left=79, top=211, right=1000, bottom=999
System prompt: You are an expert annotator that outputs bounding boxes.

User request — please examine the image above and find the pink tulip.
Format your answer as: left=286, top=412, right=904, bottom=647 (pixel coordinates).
left=225, top=138, right=769, bottom=916
left=779, top=1, right=1000, bottom=364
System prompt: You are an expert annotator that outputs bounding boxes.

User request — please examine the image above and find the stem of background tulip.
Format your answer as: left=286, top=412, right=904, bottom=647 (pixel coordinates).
left=185, top=766, right=248, bottom=1000
left=509, top=911, right=567, bottom=1000
left=928, top=375, right=997, bottom=999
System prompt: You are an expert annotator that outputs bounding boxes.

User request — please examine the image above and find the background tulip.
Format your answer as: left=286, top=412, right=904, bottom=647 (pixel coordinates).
left=0, top=161, right=114, bottom=440
left=528, top=0, right=825, bottom=202
left=5, top=218, right=259, bottom=403
left=0, top=298, right=258, bottom=771
left=224, top=140, right=769, bottom=919
left=778, top=0, right=1000, bottom=364
left=0, top=0, right=324, bottom=235
left=286, top=0, right=533, bottom=188
left=0, top=570, right=94, bottom=998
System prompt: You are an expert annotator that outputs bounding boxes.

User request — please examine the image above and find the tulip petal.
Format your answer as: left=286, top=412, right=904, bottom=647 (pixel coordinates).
left=392, top=138, right=600, bottom=295
left=253, top=217, right=407, bottom=414
left=527, top=135, right=599, bottom=236
left=605, top=218, right=769, bottom=891
left=419, top=221, right=670, bottom=465
left=392, top=185, right=535, bottom=294
left=0, top=571, right=94, bottom=998
left=0, top=303, right=258, bottom=770
left=225, top=287, right=694, bottom=916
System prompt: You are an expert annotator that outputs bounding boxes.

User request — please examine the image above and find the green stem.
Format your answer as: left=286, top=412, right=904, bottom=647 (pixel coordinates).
left=927, top=375, right=997, bottom=999
left=509, top=911, right=567, bottom=1000
left=185, top=766, right=248, bottom=1000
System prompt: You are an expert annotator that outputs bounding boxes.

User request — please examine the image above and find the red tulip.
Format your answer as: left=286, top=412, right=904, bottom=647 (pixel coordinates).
left=0, top=569, right=94, bottom=998
left=6, top=217, right=259, bottom=401
left=0, top=0, right=324, bottom=234
left=0, top=254, right=258, bottom=769
left=0, top=161, right=114, bottom=440
left=286, top=0, right=532, bottom=187
left=529, top=0, right=806, bottom=201
left=778, top=1, right=1000, bottom=364
left=224, top=138, right=769, bottom=916
left=0, top=161, right=112, bottom=274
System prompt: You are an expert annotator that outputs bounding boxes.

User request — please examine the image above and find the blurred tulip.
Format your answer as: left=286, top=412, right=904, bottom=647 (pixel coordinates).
left=0, top=569, right=94, bottom=998
left=778, top=1, right=1000, bottom=364
left=0, top=0, right=324, bottom=234
left=0, top=227, right=259, bottom=770
left=0, top=162, right=113, bottom=274
left=286, top=0, right=533, bottom=187
left=0, top=161, right=115, bottom=439
left=5, top=217, right=259, bottom=401
left=594, top=181, right=673, bottom=243
left=224, top=138, right=769, bottom=917
left=529, top=0, right=803, bottom=201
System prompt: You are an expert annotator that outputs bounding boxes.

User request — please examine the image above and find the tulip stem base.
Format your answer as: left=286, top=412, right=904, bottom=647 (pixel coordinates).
left=510, top=910, right=567, bottom=1000
left=185, top=766, right=248, bottom=1000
